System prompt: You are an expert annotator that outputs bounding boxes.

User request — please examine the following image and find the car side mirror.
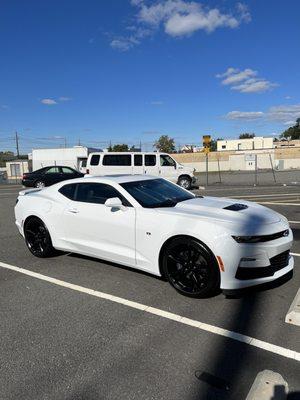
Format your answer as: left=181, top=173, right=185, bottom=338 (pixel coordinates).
left=105, top=197, right=126, bottom=211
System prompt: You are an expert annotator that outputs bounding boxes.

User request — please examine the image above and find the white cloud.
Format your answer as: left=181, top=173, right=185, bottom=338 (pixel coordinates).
left=232, top=78, right=278, bottom=93
left=41, top=98, right=57, bottom=105
left=59, top=96, right=72, bottom=102
left=110, top=1, right=251, bottom=50
left=217, top=67, right=278, bottom=93
left=225, top=111, right=264, bottom=120
left=267, top=104, right=300, bottom=123
left=1, top=104, right=9, bottom=110
left=285, top=96, right=292, bottom=100
left=225, top=104, right=300, bottom=125
left=217, top=68, right=257, bottom=85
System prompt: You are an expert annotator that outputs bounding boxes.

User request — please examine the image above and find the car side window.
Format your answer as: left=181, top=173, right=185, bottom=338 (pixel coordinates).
left=61, top=167, right=75, bottom=174
left=145, top=155, right=156, bottom=166
left=103, top=155, right=131, bottom=166
left=59, top=183, right=77, bottom=200
left=160, top=155, right=176, bottom=167
left=90, top=155, right=100, bottom=166
left=45, top=167, right=60, bottom=174
left=134, top=154, right=143, bottom=166
left=75, top=183, right=132, bottom=206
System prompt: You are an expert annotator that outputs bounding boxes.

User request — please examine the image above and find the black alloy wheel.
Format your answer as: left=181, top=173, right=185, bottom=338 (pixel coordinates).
left=24, top=217, right=56, bottom=258
left=162, top=237, right=220, bottom=298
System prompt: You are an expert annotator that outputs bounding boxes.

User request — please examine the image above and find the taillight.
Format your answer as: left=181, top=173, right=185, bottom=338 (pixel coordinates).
left=22, top=174, right=27, bottom=179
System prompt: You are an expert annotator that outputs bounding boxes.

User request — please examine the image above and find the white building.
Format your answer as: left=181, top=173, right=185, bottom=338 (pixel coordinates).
left=6, top=160, right=29, bottom=179
left=29, top=146, right=101, bottom=172
left=217, top=137, right=273, bottom=152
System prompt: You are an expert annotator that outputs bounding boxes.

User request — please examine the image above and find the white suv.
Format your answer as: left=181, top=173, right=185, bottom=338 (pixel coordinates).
left=86, top=152, right=196, bottom=189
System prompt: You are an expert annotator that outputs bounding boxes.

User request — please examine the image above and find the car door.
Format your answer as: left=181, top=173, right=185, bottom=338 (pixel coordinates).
left=61, top=182, right=136, bottom=266
left=144, top=154, right=158, bottom=176
left=44, top=166, right=62, bottom=185
left=159, top=154, right=177, bottom=182
left=133, top=154, right=144, bottom=175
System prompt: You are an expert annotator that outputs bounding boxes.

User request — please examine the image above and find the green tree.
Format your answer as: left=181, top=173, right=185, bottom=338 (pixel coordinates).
left=109, top=144, right=129, bottom=152
left=154, top=135, right=176, bottom=153
left=280, top=118, right=300, bottom=140
left=239, top=133, right=255, bottom=139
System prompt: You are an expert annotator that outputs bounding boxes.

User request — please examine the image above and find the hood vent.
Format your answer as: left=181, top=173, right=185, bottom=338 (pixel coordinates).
left=223, top=203, right=248, bottom=211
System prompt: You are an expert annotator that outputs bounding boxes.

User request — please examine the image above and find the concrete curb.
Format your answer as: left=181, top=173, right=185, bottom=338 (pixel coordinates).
left=246, top=370, right=288, bottom=400
left=285, top=288, right=300, bottom=326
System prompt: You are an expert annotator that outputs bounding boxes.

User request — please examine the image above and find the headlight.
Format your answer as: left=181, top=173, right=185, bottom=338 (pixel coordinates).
left=232, top=229, right=289, bottom=243
left=232, top=236, right=262, bottom=243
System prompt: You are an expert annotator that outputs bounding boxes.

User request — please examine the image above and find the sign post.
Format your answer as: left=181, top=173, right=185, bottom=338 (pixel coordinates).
left=203, top=135, right=211, bottom=186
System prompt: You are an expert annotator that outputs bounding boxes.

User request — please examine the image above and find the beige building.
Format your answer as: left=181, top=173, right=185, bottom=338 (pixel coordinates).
left=217, top=137, right=273, bottom=152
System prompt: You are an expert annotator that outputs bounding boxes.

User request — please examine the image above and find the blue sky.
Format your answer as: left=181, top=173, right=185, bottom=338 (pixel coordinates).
left=0, top=0, right=300, bottom=153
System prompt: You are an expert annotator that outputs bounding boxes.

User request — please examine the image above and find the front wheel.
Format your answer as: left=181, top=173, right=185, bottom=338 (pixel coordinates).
left=162, top=237, right=220, bottom=298
left=177, top=176, right=192, bottom=190
left=24, top=217, right=56, bottom=258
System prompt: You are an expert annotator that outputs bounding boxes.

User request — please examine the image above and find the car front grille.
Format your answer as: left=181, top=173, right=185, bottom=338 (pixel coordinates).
left=270, top=250, right=290, bottom=271
left=235, top=250, right=291, bottom=280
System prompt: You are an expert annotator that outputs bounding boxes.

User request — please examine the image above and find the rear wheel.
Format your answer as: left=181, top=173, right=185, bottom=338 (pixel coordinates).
left=162, top=237, right=220, bottom=298
left=177, top=176, right=192, bottom=190
left=24, top=217, right=56, bottom=258
left=35, top=180, right=45, bottom=188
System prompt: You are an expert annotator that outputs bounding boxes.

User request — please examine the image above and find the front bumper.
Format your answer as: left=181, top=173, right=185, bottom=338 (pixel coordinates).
left=219, top=227, right=294, bottom=290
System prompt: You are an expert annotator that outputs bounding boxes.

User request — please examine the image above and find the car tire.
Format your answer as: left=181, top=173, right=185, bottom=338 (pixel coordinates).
left=35, top=180, right=45, bottom=188
left=162, top=236, right=220, bottom=298
left=24, top=217, right=57, bottom=258
left=177, top=176, right=192, bottom=190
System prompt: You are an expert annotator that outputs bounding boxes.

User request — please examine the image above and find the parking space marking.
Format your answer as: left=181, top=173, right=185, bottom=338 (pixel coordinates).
left=0, top=260, right=299, bottom=362
left=289, top=221, right=300, bottom=224
left=258, top=202, right=300, bottom=206
left=291, top=253, right=300, bottom=257
left=233, top=193, right=300, bottom=198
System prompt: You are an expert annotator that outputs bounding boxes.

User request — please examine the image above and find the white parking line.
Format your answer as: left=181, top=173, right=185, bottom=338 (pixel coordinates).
left=258, top=202, right=300, bottom=206
left=234, top=193, right=300, bottom=198
left=291, top=253, right=300, bottom=257
left=0, top=260, right=299, bottom=362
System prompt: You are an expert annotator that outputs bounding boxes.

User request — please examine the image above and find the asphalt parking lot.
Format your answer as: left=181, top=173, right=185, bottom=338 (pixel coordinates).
left=0, top=184, right=300, bottom=400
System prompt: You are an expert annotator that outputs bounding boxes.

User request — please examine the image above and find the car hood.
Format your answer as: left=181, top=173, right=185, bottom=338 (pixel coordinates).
left=157, top=196, right=284, bottom=227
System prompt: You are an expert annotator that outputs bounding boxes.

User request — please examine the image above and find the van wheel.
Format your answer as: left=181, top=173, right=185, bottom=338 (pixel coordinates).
left=178, top=176, right=192, bottom=190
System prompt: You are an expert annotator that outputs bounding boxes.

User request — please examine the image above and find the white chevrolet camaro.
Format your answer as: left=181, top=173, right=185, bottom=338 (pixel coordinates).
left=15, top=175, right=294, bottom=297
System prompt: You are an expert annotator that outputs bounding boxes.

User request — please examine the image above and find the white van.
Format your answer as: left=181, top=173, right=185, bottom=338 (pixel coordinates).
left=86, top=152, right=196, bottom=189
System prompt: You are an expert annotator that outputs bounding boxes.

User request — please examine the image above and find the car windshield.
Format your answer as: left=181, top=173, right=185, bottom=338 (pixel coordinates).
left=120, top=178, right=195, bottom=208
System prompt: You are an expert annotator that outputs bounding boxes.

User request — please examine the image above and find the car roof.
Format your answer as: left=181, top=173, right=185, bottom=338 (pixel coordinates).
left=83, top=174, right=158, bottom=184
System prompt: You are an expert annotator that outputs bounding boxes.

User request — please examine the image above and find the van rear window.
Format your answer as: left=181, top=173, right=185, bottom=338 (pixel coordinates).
left=90, top=155, right=100, bottom=166
left=103, top=155, right=131, bottom=166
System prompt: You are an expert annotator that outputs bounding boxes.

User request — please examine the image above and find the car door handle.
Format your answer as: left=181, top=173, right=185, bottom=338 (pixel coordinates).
left=68, top=207, right=79, bottom=214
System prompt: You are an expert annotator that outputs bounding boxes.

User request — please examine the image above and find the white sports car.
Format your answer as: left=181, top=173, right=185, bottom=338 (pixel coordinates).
left=15, top=175, right=294, bottom=297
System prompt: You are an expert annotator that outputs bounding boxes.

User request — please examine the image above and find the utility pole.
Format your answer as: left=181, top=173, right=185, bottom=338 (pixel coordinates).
left=15, top=131, right=20, bottom=158
left=64, top=137, right=67, bottom=148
